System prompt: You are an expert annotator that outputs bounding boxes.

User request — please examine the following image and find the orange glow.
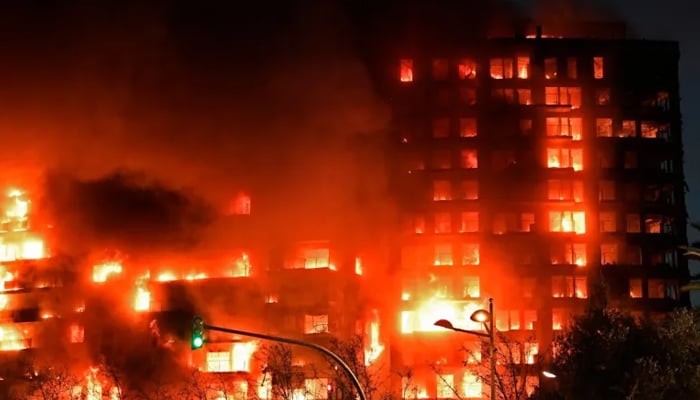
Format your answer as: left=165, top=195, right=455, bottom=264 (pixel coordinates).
left=231, top=252, right=251, bottom=277
left=517, top=57, right=529, bottom=79
left=0, top=325, right=27, bottom=351
left=365, top=310, right=384, bottom=365
left=355, top=257, right=363, bottom=275
left=134, top=280, right=150, bottom=312
left=400, top=59, right=414, bottom=82
left=549, top=211, right=586, bottom=234
left=0, top=294, right=7, bottom=310
left=92, top=261, right=123, bottom=283
left=547, top=148, right=583, bottom=171
left=156, top=271, right=177, bottom=282
left=401, top=299, right=484, bottom=334
left=232, top=341, right=257, bottom=372
left=471, top=310, right=489, bottom=323
left=0, top=237, right=45, bottom=262
left=229, top=192, right=251, bottom=215
left=185, top=273, right=207, bottom=281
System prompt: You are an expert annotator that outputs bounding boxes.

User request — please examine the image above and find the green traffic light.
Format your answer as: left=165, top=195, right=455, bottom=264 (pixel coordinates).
left=192, top=336, right=204, bottom=349
left=192, top=316, right=205, bottom=350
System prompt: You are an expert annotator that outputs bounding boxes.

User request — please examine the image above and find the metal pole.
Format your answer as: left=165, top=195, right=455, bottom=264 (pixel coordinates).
left=489, top=298, right=495, bottom=400
left=202, top=324, right=367, bottom=400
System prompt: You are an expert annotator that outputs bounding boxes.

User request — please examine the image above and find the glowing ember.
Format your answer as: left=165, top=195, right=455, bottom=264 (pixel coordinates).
left=93, top=261, right=123, bottom=283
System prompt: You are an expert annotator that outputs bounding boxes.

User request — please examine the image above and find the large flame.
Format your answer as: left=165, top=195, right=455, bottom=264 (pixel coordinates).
left=93, top=261, right=123, bottom=283
left=232, top=341, right=258, bottom=372
left=0, top=324, right=27, bottom=351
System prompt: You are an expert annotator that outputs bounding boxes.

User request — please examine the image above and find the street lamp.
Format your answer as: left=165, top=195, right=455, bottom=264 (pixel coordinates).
left=433, top=298, right=495, bottom=400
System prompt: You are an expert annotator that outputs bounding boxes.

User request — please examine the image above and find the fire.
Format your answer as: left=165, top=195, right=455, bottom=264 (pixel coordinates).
left=134, top=275, right=151, bottom=312
left=364, top=310, right=384, bottom=365
left=0, top=325, right=27, bottom=351
left=401, top=298, right=483, bottom=334
left=355, top=257, right=363, bottom=275
left=85, top=367, right=120, bottom=400
left=156, top=271, right=177, bottom=282
left=185, top=272, right=207, bottom=281
left=0, top=294, right=7, bottom=309
left=5, top=189, right=28, bottom=220
left=93, top=261, right=123, bottom=283
left=230, top=253, right=251, bottom=277
left=232, top=341, right=257, bottom=372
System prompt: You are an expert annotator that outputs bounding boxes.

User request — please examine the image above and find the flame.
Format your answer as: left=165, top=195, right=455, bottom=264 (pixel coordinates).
left=156, top=271, right=177, bottom=282
left=401, top=298, right=484, bottom=334
left=85, top=367, right=120, bottom=400
left=518, top=66, right=528, bottom=79
left=355, top=257, right=363, bottom=275
left=5, top=189, right=28, bottom=220
left=0, top=294, right=7, bottom=310
left=185, top=273, right=207, bottom=281
left=232, top=341, right=257, bottom=372
left=231, top=253, right=251, bottom=277
left=93, top=261, right=123, bottom=283
left=0, top=325, right=27, bottom=351
left=134, top=277, right=151, bottom=312
left=364, top=310, right=384, bottom=365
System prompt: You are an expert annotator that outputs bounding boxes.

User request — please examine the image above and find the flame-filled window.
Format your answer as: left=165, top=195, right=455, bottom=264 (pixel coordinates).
left=626, top=214, right=641, bottom=233
left=433, top=180, right=452, bottom=201
left=460, top=212, right=479, bottom=233
left=231, top=253, right=251, bottom=277
left=546, top=117, right=582, bottom=140
left=433, top=118, right=450, bottom=138
left=524, top=342, right=538, bottom=364
left=460, top=149, right=478, bottom=169
left=567, top=57, right=577, bottom=79
left=596, top=89, right=611, bottom=105
left=517, top=57, right=530, bottom=78
left=645, top=216, right=663, bottom=233
left=69, top=324, right=84, bottom=343
left=545, top=87, right=581, bottom=108
left=460, top=180, right=479, bottom=200
left=641, top=121, right=659, bottom=138
left=291, top=248, right=331, bottom=269
left=434, top=244, right=453, bottom=266
left=624, top=151, right=637, bottom=169
left=400, top=59, right=413, bottom=82
left=437, top=374, right=454, bottom=398
left=207, top=351, right=232, bottom=372
left=463, top=276, right=480, bottom=298
left=459, top=87, right=477, bottom=105
left=552, top=308, right=567, bottom=330
left=490, top=58, right=513, bottom=79
left=462, top=371, right=482, bottom=398
left=551, top=243, right=587, bottom=266
left=406, top=215, right=425, bottom=234
left=547, top=179, right=584, bottom=202
left=523, top=310, right=536, bottom=330
left=552, top=276, right=587, bottom=298
left=599, top=212, right=617, bottom=233
left=432, top=59, right=449, bottom=80
left=544, top=57, right=557, bottom=79
left=519, top=119, right=533, bottom=135
left=231, top=193, right=251, bottom=215
left=459, top=118, right=477, bottom=137
left=461, top=244, right=479, bottom=265
left=629, top=279, right=643, bottom=298
left=517, top=89, right=532, bottom=105
left=434, top=213, right=452, bottom=234
left=620, top=120, right=636, bottom=137
left=593, top=57, right=604, bottom=79
left=496, top=310, right=521, bottom=331
left=522, top=278, right=535, bottom=298
left=596, top=118, right=613, bottom=137
left=549, top=211, right=586, bottom=234
left=432, top=150, right=452, bottom=169
left=601, top=244, right=618, bottom=264
left=599, top=181, right=616, bottom=201
left=304, top=314, right=329, bottom=334
left=547, top=148, right=583, bottom=171
left=458, top=58, right=477, bottom=79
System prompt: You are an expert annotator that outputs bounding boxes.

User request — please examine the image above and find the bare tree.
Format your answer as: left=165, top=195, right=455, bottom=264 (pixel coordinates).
left=255, top=343, right=307, bottom=400
left=10, top=356, right=82, bottom=400
left=393, top=367, right=417, bottom=400
left=326, top=335, right=389, bottom=400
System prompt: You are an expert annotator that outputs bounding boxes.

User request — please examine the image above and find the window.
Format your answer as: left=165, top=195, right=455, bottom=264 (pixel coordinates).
left=463, top=276, right=480, bottom=298
left=458, top=58, right=477, bottom=79
left=289, top=248, right=331, bottom=269
left=596, top=118, right=613, bottom=137
left=432, top=150, right=452, bottom=169
left=434, top=244, right=453, bottom=266
left=547, top=179, right=584, bottom=202
left=410, top=215, right=425, bottom=234
left=433, top=118, right=450, bottom=138
left=434, top=213, right=452, bottom=233
left=552, top=308, right=568, bottom=330
left=491, top=150, right=516, bottom=170
left=545, top=87, right=582, bottom=108
left=492, top=88, right=516, bottom=103
left=552, top=276, right=587, bottom=298
left=305, top=314, right=329, bottom=334
left=599, top=212, right=617, bottom=232
left=433, top=180, right=452, bottom=201
left=626, top=214, right=641, bottom=233
left=645, top=216, right=662, bottom=233
left=544, top=57, right=557, bottom=79
left=629, top=279, right=643, bottom=298
left=460, top=212, right=479, bottom=233
left=641, top=121, right=659, bottom=138
left=434, top=89, right=450, bottom=107
left=551, top=243, right=587, bottom=266
left=459, top=88, right=477, bottom=105
left=432, top=59, right=448, bottom=80
left=459, top=118, right=477, bottom=137
left=461, top=371, right=481, bottom=398
left=519, top=119, right=533, bottom=135
left=596, top=89, right=611, bottom=105
left=549, top=211, right=586, bottom=234
left=567, top=57, right=577, bottom=79
left=620, top=120, right=636, bottom=137
left=461, top=244, right=480, bottom=265
left=520, top=213, right=535, bottom=232
left=495, top=310, right=521, bottom=331
left=624, top=151, right=637, bottom=169
left=547, top=148, right=583, bottom=171
left=517, top=89, right=532, bottom=105
left=460, top=180, right=479, bottom=200
left=437, top=374, right=454, bottom=398
left=490, top=58, right=514, bottom=79
left=599, top=181, right=616, bottom=201
left=626, top=246, right=642, bottom=265
left=460, top=149, right=478, bottom=168
left=207, top=351, right=232, bottom=372
left=593, top=56, right=604, bottom=79
left=624, top=184, right=639, bottom=201
left=522, top=279, right=535, bottom=298
left=517, top=57, right=530, bottom=79
left=232, top=342, right=255, bottom=372
left=523, top=310, right=536, bottom=330
left=600, top=244, right=618, bottom=264
left=546, top=117, right=582, bottom=140
left=648, top=279, right=667, bottom=299
left=400, top=59, right=413, bottom=82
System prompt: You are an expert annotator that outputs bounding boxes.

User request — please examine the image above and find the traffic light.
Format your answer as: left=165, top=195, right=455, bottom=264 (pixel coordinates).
left=191, top=316, right=204, bottom=350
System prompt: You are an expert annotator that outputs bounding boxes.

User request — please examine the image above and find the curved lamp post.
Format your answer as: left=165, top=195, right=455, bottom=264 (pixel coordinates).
left=434, top=298, right=495, bottom=400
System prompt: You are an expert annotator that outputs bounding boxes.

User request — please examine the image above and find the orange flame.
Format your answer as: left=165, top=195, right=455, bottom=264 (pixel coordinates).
left=232, top=341, right=258, bottom=372
left=92, top=261, right=123, bottom=283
